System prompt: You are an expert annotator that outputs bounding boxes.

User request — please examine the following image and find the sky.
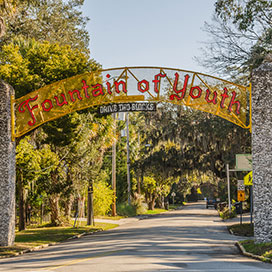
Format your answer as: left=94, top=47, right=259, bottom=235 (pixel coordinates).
left=82, top=0, right=216, bottom=73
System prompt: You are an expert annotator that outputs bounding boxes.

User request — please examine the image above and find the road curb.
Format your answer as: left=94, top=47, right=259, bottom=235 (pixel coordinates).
left=236, top=241, right=272, bottom=263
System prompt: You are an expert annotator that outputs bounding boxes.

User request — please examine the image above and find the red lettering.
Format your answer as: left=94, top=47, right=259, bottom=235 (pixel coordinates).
left=205, top=89, right=217, bottom=104
left=152, top=73, right=166, bottom=93
left=190, top=86, right=202, bottom=99
left=41, top=99, right=53, bottom=112
left=106, top=74, right=112, bottom=94
left=92, top=84, right=104, bottom=97
left=220, top=87, right=229, bottom=109
left=82, top=80, right=90, bottom=98
left=169, top=73, right=189, bottom=101
left=68, top=89, right=82, bottom=102
left=114, top=80, right=127, bottom=93
left=228, top=91, right=241, bottom=115
left=54, top=93, right=68, bottom=107
left=18, top=95, right=39, bottom=126
left=138, top=80, right=149, bottom=93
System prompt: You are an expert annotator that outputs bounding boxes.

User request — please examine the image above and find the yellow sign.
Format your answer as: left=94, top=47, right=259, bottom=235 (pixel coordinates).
left=13, top=67, right=251, bottom=138
left=244, top=171, right=253, bottom=186
left=237, top=190, right=245, bottom=202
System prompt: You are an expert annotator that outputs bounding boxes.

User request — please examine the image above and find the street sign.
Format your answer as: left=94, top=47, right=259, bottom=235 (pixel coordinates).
left=236, top=154, right=252, bottom=171
left=237, top=180, right=245, bottom=191
left=237, top=180, right=245, bottom=202
left=99, top=102, right=157, bottom=114
left=171, top=192, right=176, bottom=197
left=237, top=190, right=245, bottom=202
left=244, top=171, right=253, bottom=186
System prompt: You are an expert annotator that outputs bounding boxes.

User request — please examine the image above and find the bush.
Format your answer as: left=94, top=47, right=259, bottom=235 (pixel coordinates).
left=117, top=203, right=137, bottom=217
left=219, top=205, right=236, bottom=220
left=131, top=193, right=147, bottom=214
left=93, top=181, right=114, bottom=216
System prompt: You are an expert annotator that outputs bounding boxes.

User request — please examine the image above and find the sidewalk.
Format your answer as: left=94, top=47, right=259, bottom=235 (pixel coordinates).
left=222, top=212, right=252, bottom=227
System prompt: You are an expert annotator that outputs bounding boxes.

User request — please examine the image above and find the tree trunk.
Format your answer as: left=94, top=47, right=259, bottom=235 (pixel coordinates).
left=158, top=196, right=165, bottom=209
left=49, top=195, right=60, bottom=226
left=148, top=194, right=156, bottom=210
left=151, top=196, right=156, bottom=210
left=137, top=174, right=141, bottom=194
left=18, top=174, right=26, bottom=231
left=64, top=195, right=74, bottom=219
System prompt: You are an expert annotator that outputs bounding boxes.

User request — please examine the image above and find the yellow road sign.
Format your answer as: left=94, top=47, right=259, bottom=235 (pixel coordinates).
left=237, top=190, right=245, bottom=202
left=244, top=171, right=253, bottom=186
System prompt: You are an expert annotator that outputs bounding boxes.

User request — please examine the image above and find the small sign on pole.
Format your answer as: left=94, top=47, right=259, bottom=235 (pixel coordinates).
left=244, top=171, right=253, bottom=186
left=237, top=180, right=245, bottom=202
left=237, top=190, right=245, bottom=202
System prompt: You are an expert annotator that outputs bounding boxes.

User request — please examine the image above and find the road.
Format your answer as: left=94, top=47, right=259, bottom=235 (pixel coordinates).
left=0, top=202, right=271, bottom=272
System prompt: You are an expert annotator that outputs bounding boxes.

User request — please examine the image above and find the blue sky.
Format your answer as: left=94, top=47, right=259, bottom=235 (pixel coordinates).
left=82, top=0, right=216, bottom=73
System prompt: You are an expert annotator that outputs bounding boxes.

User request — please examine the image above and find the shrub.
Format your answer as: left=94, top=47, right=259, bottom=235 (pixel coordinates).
left=219, top=205, right=236, bottom=220
left=131, top=193, right=147, bottom=214
left=93, top=181, right=114, bottom=216
left=117, top=203, right=137, bottom=217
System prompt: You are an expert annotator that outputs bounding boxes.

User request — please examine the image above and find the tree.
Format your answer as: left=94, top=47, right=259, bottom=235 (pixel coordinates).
left=198, top=0, right=272, bottom=81
left=133, top=103, right=251, bottom=205
left=0, top=37, right=97, bottom=97
left=0, top=0, right=90, bottom=53
left=16, top=136, right=41, bottom=230
left=0, top=0, right=39, bottom=37
left=36, top=145, right=64, bottom=226
left=0, top=38, right=102, bottom=225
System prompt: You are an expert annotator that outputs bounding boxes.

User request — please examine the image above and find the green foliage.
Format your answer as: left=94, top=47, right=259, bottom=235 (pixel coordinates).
left=93, top=181, right=114, bottom=216
left=131, top=193, right=147, bottom=214
left=215, top=0, right=272, bottom=31
left=36, top=145, right=62, bottom=194
left=142, top=176, right=157, bottom=194
left=1, top=0, right=90, bottom=53
left=116, top=203, right=137, bottom=217
left=199, top=0, right=272, bottom=80
left=16, top=136, right=41, bottom=184
left=219, top=205, right=236, bottom=220
left=0, top=38, right=93, bottom=97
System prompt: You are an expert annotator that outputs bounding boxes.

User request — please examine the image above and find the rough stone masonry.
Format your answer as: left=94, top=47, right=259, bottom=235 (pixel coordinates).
left=0, top=80, right=15, bottom=246
left=252, top=58, right=272, bottom=243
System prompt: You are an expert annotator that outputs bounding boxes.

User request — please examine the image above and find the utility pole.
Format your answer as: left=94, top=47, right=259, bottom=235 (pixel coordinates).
left=87, top=183, right=94, bottom=225
left=126, top=112, right=131, bottom=204
left=111, top=113, right=117, bottom=216
left=226, top=163, right=231, bottom=214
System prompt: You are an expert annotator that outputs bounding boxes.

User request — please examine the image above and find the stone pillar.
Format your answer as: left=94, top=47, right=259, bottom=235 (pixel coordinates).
left=252, top=59, right=272, bottom=243
left=0, top=80, right=16, bottom=246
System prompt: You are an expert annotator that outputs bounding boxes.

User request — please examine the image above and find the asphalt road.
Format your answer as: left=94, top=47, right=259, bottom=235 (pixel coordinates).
left=1, top=202, right=271, bottom=272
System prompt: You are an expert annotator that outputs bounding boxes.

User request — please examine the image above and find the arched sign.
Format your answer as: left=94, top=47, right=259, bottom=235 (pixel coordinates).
left=13, top=67, right=251, bottom=138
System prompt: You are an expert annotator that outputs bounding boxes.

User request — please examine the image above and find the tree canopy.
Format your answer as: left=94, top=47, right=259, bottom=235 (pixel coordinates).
left=198, top=0, right=272, bottom=81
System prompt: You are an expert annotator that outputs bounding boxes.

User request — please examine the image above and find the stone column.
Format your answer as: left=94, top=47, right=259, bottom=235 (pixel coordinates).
left=0, top=80, right=16, bottom=246
left=252, top=59, right=272, bottom=243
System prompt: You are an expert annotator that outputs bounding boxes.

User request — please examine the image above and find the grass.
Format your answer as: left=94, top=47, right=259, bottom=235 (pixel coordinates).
left=228, top=223, right=254, bottom=237
left=142, top=208, right=167, bottom=215
left=95, top=215, right=125, bottom=220
left=0, top=222, right=118, bottom=258
left=241, top=240, right=272, bottom=260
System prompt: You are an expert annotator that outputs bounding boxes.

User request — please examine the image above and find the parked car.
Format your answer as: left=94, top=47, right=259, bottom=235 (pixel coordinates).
left=206, top=198, right=220, bottom=209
